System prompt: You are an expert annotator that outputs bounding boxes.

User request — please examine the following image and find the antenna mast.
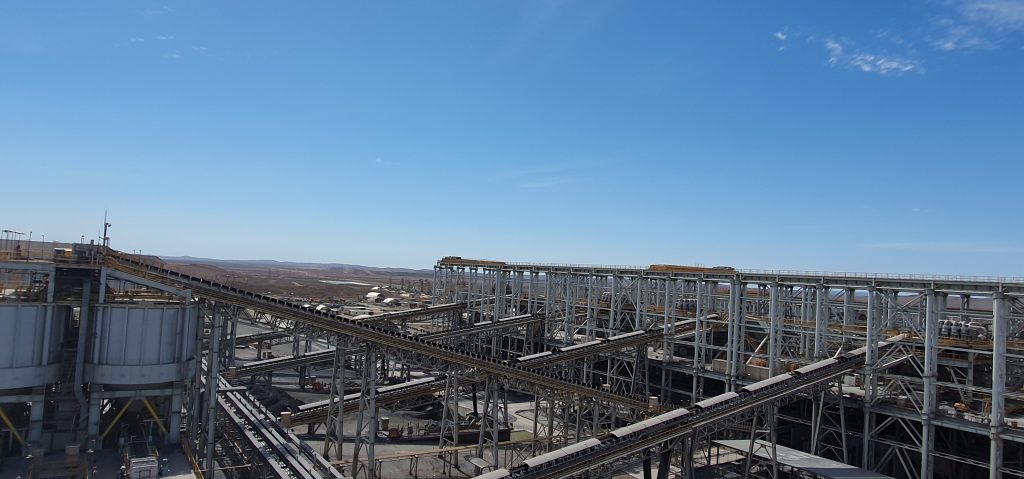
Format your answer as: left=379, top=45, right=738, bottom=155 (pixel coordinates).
left=102, top=210, right=112, bottom=248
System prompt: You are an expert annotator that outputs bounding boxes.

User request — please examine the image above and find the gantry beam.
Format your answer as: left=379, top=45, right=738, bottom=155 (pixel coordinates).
left=437, top=258, right=1024, bottom=294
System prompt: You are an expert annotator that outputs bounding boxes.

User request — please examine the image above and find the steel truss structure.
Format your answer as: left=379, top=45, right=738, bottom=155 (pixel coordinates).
left=102, top=251, right=662, bottom=478
left=33, top=249, right=1019, bottom=479
left=434, top=258, right=1024, bottom=479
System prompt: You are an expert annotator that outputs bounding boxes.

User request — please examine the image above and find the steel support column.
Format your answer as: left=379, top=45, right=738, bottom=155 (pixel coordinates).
left=768, top=283, right=781, bottom=377
left=920, top=290, right=941, bottom=479
left=476, top=375, right=507, bottom=473
left=203, top=303, right=223, bottom=476
left=351, top=345, right=378, bottom=479
left=843, top=288, right=854, bottom=348
left=322, top=339, right=348, bottom=460
left=814, top=284, right=827, bottom=359
left=691, top=281, right=707, bottom=402
left=862, top=286, right=878, bottom=469
left=990, top=292, right=1006, bottom=479
left=726, top=281, right=745, bottom=390
left=168, top=387, right=183, bottom=444
left=26, top=388, right=44, bottom=451
left=440, top=372, right=461, bottom=476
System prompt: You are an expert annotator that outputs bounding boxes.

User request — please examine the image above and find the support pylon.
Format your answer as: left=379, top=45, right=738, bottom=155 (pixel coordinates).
left=351, top=344, right=378, bottom=479
left=475, top=376, right=508, bottom=473
left=812, top=379, right=849, bottom=464
left=439, top=372, right=461, bottom=476
left=322, top=337, right=348, bottom=461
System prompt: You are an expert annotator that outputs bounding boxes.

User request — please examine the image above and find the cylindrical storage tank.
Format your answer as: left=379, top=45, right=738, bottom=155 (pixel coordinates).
left=87, top=304, right=197, bottom=386
left=0, top=304, right=63, bottom=389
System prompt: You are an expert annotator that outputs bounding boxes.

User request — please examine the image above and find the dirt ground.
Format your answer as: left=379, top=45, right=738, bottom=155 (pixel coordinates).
left=165, top=259, right=433, bottom=302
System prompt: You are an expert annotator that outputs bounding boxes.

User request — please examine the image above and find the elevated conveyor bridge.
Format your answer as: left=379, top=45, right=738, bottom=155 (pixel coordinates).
left=105, top=251, right=653, bottom=412
left=230, top=312, right=548, bottom=379
left=287, top=327, right=674, bottom=427
left=474, top=334, right=907, bottom=479
left=204, top=330, right=290, bottom=349
left=208, top=366, right=343, bottom=479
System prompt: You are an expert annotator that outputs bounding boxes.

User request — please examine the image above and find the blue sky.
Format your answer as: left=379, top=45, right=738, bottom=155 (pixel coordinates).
left=1, top=1, right=1023, bottom=275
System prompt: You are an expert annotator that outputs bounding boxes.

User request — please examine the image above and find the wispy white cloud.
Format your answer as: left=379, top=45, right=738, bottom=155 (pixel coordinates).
left=155, top=35, right=175, bottom=41
left=849, top=52, right=920, bottom=74
left=864, top=241, right=1024, bottom=253
left=143, top=5, right=172, bottom=16
left=932, top=23, right=996, bottom=51
left=778, top=1, right=1024, bottom=70
left=824, top=37, right=922, bottom=75
left=371, top=157, right=401, bottom=167
left=129, top=37, right=145, bottom=43
left=929, top=0, right=1024, bottom=51
left=163, top=50, right=181, bottom=60
left=962, top=0, right=1024, bottom=29
left=773, top=27, right=791, bottom=51
left=874, top=29, right=908, bottom=46
left=825, top=39, right=844, bottom=65
left=144, top=5, right=172, bottom=16
left=775, top=28, right=923, bottom=75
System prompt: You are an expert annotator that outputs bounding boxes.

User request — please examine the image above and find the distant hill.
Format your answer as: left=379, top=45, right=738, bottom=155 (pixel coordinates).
left=160, top=255, right=431, bottom=276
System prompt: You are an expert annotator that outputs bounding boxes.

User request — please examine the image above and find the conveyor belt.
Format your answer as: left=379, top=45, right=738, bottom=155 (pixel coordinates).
left=521, top=330, right=672, bottom=368
left=208, top=367, right=342, bottom=479
left=384, top=302, right=465, bottom=318
left=106, top=251, right=651, bottom=411
left=290, top=377, right=446, bottom=426
left=230, top=349, right=338, bottom=378
left=419, top=313, right=544, bottom=340
left=287, top=329, right=671, bottom=426
left=355, top=302, right=467, bottom=324
left=231, top=313, right=546, bottom=378
left=486, top=334, right=907, bottom=479
left=204, top=330, right=290, bottom=349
